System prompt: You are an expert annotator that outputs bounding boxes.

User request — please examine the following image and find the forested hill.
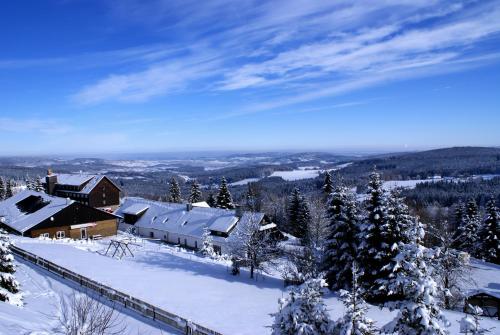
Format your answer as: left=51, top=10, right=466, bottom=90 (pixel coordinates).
left=341, top=147, right=500, bottom=180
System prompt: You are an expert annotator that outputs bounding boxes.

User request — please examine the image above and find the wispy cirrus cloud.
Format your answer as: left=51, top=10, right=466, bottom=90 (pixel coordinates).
left=63, top=0, right=500, bottom=109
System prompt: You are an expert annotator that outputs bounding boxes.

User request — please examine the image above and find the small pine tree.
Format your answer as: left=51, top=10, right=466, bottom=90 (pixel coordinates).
left=323, top=170, right=333, bottom=195
left=0, top=178, right=5, bottom=201
left=335, top=263, right=378, bottom=335
left=477, top=198, right=499, bottom=264
left=5, top=180, right=13, bottom=199
left=0, top=230, right=21, bottom=305
left=25, top=177, right=33, bottom=191
left=323, top=184, right=359, bottom=290
left=382, top=220, right=449, bottom=335
left=34, top=177, right=45, bottom=193
left=201, top=227, right=215, bottom=258
left=271, top=279, right=333, bottom=335
left=459, top=305, right=492, bottom=334
left=206, top=193, right=217, bottom=207
left=168, top=177, right=182, bottom=203
left=216, top=177, right=234, bottom=209
left=188, top=180, right=203, bottom=203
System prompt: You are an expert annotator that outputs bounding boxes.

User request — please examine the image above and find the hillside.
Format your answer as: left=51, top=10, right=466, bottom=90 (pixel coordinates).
left=340, top=147, right=500, bottom=180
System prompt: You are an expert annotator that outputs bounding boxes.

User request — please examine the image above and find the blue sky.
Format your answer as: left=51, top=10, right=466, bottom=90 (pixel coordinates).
left=1, top=0, right=499, bottom=155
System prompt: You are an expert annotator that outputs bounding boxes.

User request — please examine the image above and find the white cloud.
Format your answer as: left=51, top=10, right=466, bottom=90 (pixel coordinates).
left=70, top=0, right=500, bottom=108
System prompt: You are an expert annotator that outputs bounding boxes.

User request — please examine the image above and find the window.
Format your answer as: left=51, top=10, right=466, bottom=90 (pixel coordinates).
left=102, top=193, right=106, bottom=198
left=149, top=231, right=154, bottom=238
left=177, top=237, right=180, bottom=244
left=184, top=238, right=187, bottom=246
left=103, top=200, right=106, bottom=205
left=195, top=241, right=198, bottom=249
left=56, top=231, right=65, bottom=239
left=40, top=233, right=49, bottom=238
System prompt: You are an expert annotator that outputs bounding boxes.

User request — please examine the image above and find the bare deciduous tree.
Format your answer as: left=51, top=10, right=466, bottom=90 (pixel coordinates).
left=56, top=292, right=126, bottom=335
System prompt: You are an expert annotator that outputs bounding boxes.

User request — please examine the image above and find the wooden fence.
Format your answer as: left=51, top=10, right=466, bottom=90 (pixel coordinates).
left=10, top=245, right=224, bottom=335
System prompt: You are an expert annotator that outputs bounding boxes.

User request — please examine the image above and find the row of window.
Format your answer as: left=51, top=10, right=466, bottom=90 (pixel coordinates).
left=40, top=231, right=65, bottom=239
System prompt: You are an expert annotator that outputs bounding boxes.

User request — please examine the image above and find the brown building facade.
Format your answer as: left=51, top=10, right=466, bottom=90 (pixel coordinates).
left=43, top=171, right=121, bottom=209
left=0, top=190, right=119, bottom=239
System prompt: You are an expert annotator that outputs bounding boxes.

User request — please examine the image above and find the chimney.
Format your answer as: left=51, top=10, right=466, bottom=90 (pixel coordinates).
left=186, top=203, right=193, bottom=211
left=45, top=169, right=58, bottom=195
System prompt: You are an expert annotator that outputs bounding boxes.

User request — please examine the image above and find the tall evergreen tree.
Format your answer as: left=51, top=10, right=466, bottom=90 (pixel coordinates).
left=0, top=230, right=21, bottom=305
left=357, top=170, right=391, bottom=302
left=323, top=170, right=334, bottom=195
left=216, top=177, right=234, bottom=209
left=0, top=178, right=5, bottom=201
left=188, top=180, right=203, bottom=203
left=323, top=184, right=359, bottom=290
left=271, top=279, right=333, bottom=335
left=168, top=177, right=182, bottom=203
left=5, top=180, right=13, bottom=199
left=453, top=199, right=480, bottom=255
left=477, top=198, right=499, bottom=264
left=245, top=183, right=261, bottom=212
left=206, top=193, right=217, bottom=207
left=382, top=220, right=449, bottom=335
left=287, top=188, right=310, bottom=241
left=335, top=263, right=378, bottom=335
left=454, top=201, right=466, bottom=229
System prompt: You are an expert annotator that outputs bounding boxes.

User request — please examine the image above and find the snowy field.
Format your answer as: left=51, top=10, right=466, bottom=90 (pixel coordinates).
left=9, top=236, right=500, bottom=335
left=0, top=257, right=179, bottom=335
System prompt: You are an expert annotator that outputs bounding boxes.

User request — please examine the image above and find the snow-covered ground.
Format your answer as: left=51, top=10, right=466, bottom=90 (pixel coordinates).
left=9, top=236, right=500, bottom=335
left=0, top=257, right=179, bottom=335
left=229, top=178, right=261, bottom=186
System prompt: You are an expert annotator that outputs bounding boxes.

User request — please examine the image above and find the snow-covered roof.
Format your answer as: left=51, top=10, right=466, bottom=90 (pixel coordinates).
left=52, top=174, right=94, bottom=186
left=42, top=174, right=121, bottom=195
left=121, top=203, right=150, bottom=215
left=0, top=190, right=72, bottom=234
left=192, top=201, right=210, bottom=208
left=467, top=288, right=500, bottom=299
left=114, top=198, right=266, bottom=239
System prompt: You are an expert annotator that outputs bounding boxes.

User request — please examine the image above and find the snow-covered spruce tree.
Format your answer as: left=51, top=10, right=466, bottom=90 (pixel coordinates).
left=201, top=227, right=216, bottom=258
left=477, top=197, right=499, bottom=264
left=358, top=170, right=392, bottom=302
left=245, top=183, right=261, bottom=212
left=335, top=263, right=378, bottom=335
left=323, top=184, right=359, bottom=291
left=287, top=188, right=311, bottom=242
left=271, top=278, right=333, bottom=335
left=432, top=222, right=474, bottom=310
left=206, top=193, right=216, bottom=207
left=168, top=177, right=182, bottom=203
left=374, top=188, right=417, bottom=302
left=323, top=170, right=334, bottom=195
left=0, top=230, right=21, bottom=305
left=454, top=201, right=466, bottom=230
left=5, top=180, right=13, bottom=199
left=25, top=177, right=33, bottom=191
left=188, top=180, right=203, bottom=203
left=0, top=178, right=5, bottom=200
left=216, top=177, right=234, bottom=209
left=452, top=199, right=480, bottom=255
left=459, top=305, right=492, bottom=334
left=381, top=220, right=449, bottom=335
left=34, top=177, right=45, bottom=193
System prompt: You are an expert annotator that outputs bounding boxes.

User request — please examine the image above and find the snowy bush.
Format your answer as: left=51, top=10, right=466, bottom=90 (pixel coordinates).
left=459, top=305, right=493, bottom=334
left=271, top=278, right=333, bottom=335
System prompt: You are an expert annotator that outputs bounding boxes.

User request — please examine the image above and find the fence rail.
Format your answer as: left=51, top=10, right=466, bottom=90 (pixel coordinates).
left=10, top=245, right=224, bottom=335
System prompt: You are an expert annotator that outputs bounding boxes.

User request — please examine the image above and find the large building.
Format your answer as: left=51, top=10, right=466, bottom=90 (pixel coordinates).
left=115, top=197, right=280, bottom=254
left=42, top=170, right=121, bottom=209
left=0, top=190, right=119, bottom=239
